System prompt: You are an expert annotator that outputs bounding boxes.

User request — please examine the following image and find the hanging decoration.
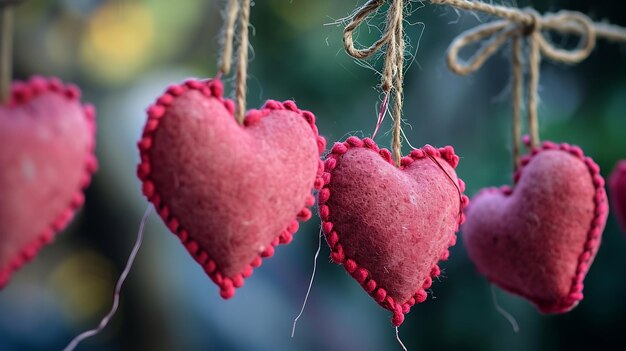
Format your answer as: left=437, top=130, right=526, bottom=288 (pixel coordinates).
left=0, top=1, right=97, bottom=288
left=434, top=0, right=626, bottom=312
left=318, top=0, right=468, bottom=328
left=136, top=0, right=325, bottom=299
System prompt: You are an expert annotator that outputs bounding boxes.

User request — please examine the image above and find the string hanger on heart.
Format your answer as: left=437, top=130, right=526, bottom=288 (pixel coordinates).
left=217, top=0, right=251, bottom=124
left=436, top=0, right=626, bottom=170
left=0, top=0, right=24, bottom=104
left=343, top=0, right=407, bottom=166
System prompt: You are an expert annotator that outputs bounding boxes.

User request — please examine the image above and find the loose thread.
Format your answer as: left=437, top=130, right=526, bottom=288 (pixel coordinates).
left=0, top=2, right=16, bottom=104
left=490, top=284, right=520, bottom=333
left=511, top=35, right=522, bottom=172
left=217, top=0, right=239, bottom=75
left=398, top=125, right=464, bottom=221
left=395, top=326, right=408, bottom=351
left=291, top=228, right=323, bottom=338
left=372, top=91, right=390, bottom=140
left=63, top=206, right=152, bottom=351
left=235, top=0, right=250, bottom=124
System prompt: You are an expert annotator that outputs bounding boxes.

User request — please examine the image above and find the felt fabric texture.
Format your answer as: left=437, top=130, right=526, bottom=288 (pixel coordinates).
left=463, top=141, right=608, bottom=313
left=318, top=136, right=468, bottom=326
left=137, top=78, right=325, bottom=299
left=0, top=77, right=97, bottom=288
left=609, top=160, right=626, bottom=234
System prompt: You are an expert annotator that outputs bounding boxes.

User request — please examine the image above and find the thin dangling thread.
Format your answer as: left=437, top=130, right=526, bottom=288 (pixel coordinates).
left=291, top=227, right=322, bottom=338
left=396, top=326, right=408, bottom=351
left=491, top=284, right=520, bottom=333
left=63, top=206, right=152, bottom=351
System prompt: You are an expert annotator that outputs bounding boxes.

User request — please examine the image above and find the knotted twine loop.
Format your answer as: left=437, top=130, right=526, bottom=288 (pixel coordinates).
left=343, top=0, right=406, bottom=166
left=445, top=4, right=597, bottom=169
left=217, top=0, right=250, bottom=124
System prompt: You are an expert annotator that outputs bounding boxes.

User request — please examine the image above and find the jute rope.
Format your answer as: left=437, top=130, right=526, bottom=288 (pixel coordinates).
left=235, top=0, right=250, bottom=125
left=344, top=0, right=406, bottom=166
left=0, top=0, right=22, bottom=104
left=217, top=0, right=250, bottom=124
left=436, top=0, right=626, bottom=169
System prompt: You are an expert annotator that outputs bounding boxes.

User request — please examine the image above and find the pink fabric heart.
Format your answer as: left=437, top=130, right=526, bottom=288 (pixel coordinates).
left=0, top=77, right=97, bottom=288
left=463, top=141, right=608, bottom=313
left=137, top=78, right=325, bottom=298
left=609, top=161, right=626, bottom=234
left=318, top=136, right=468, bottom=326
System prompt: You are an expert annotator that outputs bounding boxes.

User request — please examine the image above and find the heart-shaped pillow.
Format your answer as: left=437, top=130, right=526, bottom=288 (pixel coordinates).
left=318, top=136, right=468, bottom=326
left=137, top=78, right=325, bottom=298
left=609, top=160, right=626, bottom=234
left=0, top=76, right=97, bottom=288
left=463, top=141, right=608, bottom=313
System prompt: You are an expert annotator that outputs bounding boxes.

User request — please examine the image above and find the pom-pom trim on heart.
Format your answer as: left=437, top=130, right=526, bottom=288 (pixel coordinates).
left=0, top=76, right=98, bottom=288
left=474, top=138, right=608, bottom=313
left=137, top=77, right=326, bottom=299
left=318, top=136, right=469, bottom=326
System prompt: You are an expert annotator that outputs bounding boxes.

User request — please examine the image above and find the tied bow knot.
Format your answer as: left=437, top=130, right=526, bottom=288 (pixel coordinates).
left=447, top=9, right=597, bottom=76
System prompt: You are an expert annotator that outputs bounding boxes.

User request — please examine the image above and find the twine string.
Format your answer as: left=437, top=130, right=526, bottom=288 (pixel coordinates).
left=443, top=1, right=605, bottom=165
left=217, top=0, right=239, bottom=75
left=0, top=0, right=22, bottom=104
left=344, top=0, right=406, bottom=166
left=234, top=0, right=250, bottom=124
left=217, top=0, right=250, bottom=124
left=511, top=35, right=522, bottom=171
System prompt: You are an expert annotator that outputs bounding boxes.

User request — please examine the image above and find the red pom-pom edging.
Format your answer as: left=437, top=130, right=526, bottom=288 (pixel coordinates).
left=0, top=76, right=98, bottom=288
left=137, top=77, right=326, bottom=299
left=318, top=136, right=469, bottom=326
left=474, top=138, right=608, bottom=313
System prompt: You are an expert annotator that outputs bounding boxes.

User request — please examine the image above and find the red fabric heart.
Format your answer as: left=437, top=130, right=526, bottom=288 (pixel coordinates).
left=609, top=161, right=626, bottom=234
left=137, top=78, right=325, bottom=298
left=463, top=141, right=608, bottom=313
left=0, top=77, right=97, bottom=288
left=318, top=136, right=468, bottom=326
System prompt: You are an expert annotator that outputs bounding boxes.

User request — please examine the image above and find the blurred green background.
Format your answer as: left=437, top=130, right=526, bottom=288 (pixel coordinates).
left=1, top=0, right=625, bottom=350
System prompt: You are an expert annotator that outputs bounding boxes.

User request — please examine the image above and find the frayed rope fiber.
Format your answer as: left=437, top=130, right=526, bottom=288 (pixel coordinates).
left=318, top=136, right=469, bottom=326
left=463, top=142, right=608, bottom=313
left=137, top=78, right=326, bottom=299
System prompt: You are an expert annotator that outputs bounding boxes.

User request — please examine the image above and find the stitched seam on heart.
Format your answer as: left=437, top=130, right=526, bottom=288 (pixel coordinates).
left=0, top=76, right=98, bottom=288
left=478, top=141, right=608, bottom=313
left=137, top=78, right=326, bottom=299
left=318, top=136, right=468, bottom=326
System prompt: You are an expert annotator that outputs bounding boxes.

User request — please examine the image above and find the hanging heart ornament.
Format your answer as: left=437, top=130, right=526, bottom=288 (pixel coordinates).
left=137, top=78, right=325, bottom=298
left=463, top=141, right=608, bottom=313
left=0, top=77, right=97, bottom=287
left=318, top=136, right=468, bottom=326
